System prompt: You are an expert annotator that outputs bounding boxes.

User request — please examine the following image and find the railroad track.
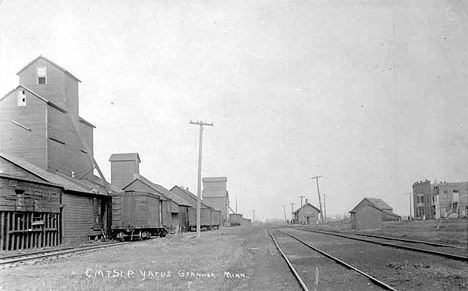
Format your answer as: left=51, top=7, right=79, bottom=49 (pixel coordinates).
left=287, top=226, right=468, bottom=261
left=0, top=241, right=130, bottom=266
left=267, top=228, right=397, bottom=291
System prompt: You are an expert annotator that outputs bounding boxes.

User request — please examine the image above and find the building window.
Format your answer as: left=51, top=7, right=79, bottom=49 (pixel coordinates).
left=17, top=90, right=26, bottom=106
left=15, top=189, right=25, bottom=196
left=37, top=67, right=47, bottom=85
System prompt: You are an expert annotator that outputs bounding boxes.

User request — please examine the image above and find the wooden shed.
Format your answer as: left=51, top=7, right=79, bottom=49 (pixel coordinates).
left=349, top=204, right=382, bottom=230
left=352, top=198, right=401, bottom=222
left=0, top=153, right=114, bottom=250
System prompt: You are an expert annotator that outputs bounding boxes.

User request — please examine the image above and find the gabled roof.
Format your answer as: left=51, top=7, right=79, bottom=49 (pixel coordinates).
left=349, top=203, right=383, bottom=213
left=16, top=55, right=81, bottom=82
left=293, top=202, right=321, bottom=214
left=0, top=85, right=96, bottom=128
left=382, top=210, right=401, bottom=218
left=127, top=174, right=192, bottom=207
left=365, top=198, right=393, bottom=210
left=170, top=185, right=211, bottom=208
left=0, top=153, right=107, bottom=195
left=109, top=153, right=141, bottom=163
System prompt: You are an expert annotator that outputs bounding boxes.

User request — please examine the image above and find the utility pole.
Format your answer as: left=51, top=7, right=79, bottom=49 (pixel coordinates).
left=298, top=195, right=305, bottom=224
left=403, top=192, right=413, bottom=220
left=311, top=176, right=324, bottom=227
left=189, top=120, right=214, bottom=238
left=252, top=210, right=255, bottom=223
left=283, top=205, right=287, bottom=223
left=323, top=193, right=327, bottom=223
left=290, top=203, right=295, bottom=223
left=236, top=197, right=238, bottom=214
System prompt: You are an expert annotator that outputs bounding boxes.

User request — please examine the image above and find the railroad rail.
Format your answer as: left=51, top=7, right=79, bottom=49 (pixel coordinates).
left=267, top=228, right=397, bottom=291
left=0, top=241, right=130, bottom=266
left=287, top=226, right=468, bottom=262
left=290, top=225, right=467, bottom=249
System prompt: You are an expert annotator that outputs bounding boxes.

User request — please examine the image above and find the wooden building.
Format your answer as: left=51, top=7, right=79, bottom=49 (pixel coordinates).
left=352, top=198, right=401, bottom=222
left=0, top=56, right=95, bottom=179
left=349, top=204, right=382, bottom=230
left=110, top=153, right=192, bottom=233
left=240, top=218, right=251, bottom=227
left=0, top=153, right=114, bottom=250
left=292, top=200, right=321, bottom=225
left=202, top=177, right=229, bottom=225
left=0, top=56, right=117, bottom=250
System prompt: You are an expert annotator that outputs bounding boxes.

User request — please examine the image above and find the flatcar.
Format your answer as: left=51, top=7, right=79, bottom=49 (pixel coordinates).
left=111, top=190, right=168, bottom=240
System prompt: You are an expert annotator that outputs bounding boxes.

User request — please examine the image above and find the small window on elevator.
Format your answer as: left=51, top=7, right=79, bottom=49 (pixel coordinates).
left=37, top=67, right=47, bottom=85
left=17, top=90, right=26, bottom=106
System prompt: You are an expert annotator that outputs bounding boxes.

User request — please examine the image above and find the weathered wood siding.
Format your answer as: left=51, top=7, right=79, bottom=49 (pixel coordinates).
left=124, top=180, right=172, bottom=227
left=178, top=206, right=189, bottom=231
left=0, top=177, right=62, bottom=250
left=351, top=205, right=382, bottom=230
left=0, top=88, right=48, bottom=170
left=112, top=191, right=161, bottom=230
left=64, top=73, right=79, bottom=116
left=111, top=160, right=138, bottom=189
left=18, top=58, right=67, bottom=109
left=47, top=106, right=93, bottom=177
left=62, top=193, right=109, bottom=245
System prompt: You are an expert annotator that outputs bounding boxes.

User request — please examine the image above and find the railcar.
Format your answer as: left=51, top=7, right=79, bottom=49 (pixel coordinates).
left=188, top=207, right=213, bottom=231
left=229, top=213, right=242, bottom=227
left=111, top=190, right=168, bottom=240
left=211, top=210, right=221, bottom=230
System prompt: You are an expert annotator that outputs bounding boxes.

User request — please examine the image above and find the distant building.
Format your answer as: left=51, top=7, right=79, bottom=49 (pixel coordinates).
left=202, top=177, right=229, bottom=225
left=352, top=198, right=400, bottom=221
left=349, top=204, right=382, bottom=230
left=413, top=180, right=468, bottom=220
left=292, top=199, right=321, bottom=225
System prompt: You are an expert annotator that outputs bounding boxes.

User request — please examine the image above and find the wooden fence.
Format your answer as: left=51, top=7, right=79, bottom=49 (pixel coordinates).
left=0, top=211, right=61, bottom=251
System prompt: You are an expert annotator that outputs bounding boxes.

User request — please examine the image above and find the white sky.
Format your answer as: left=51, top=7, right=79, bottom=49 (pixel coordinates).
left=1, top=0, right=467, bottom=221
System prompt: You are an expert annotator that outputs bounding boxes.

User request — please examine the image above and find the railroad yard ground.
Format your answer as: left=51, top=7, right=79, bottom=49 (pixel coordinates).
left=0, top=219, right=467, bottom=291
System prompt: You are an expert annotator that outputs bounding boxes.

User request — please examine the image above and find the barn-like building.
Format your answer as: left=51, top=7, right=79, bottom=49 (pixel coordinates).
left=0, top=56, right=118, bottom=250
left=349, top=198, right=401, bottom=230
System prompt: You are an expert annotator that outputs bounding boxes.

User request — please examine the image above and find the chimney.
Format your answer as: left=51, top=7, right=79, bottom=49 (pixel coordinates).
left=305, top=198, right=308, bottom=204
left=109, top=153, right=141, bottom=189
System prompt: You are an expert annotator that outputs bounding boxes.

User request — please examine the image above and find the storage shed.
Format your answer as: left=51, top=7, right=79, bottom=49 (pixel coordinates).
left=349, top=204, right=382, bottom=230
left=0, top=153, right=115, bottom=250
left=352, top=198, right=401, bottom=222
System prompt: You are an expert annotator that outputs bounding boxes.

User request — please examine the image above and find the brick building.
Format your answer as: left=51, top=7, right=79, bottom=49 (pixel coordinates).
left=413, top=180, right=468, bottom=219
